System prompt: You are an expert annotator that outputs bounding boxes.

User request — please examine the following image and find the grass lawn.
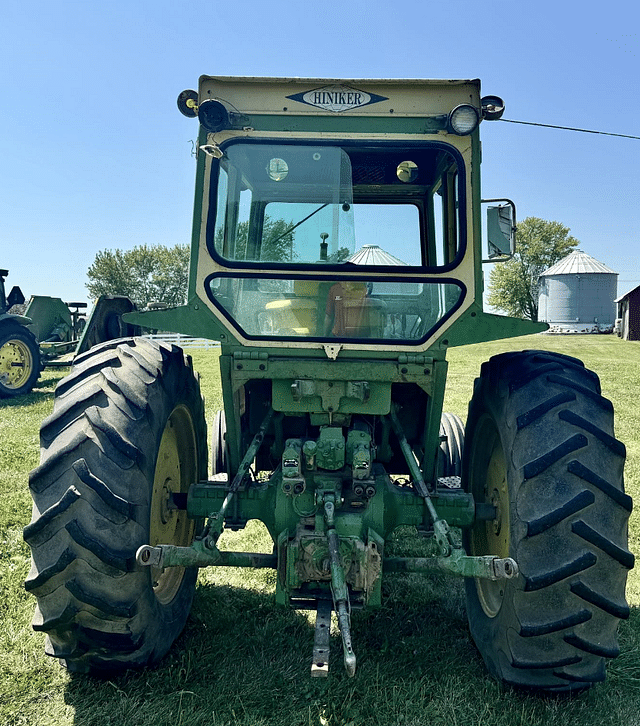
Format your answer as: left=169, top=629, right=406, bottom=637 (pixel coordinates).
left=2, top=334, right=640, bottom=726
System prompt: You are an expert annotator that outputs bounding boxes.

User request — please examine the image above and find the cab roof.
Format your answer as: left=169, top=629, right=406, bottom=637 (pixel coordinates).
left=198, top=76, right=481, bottom=118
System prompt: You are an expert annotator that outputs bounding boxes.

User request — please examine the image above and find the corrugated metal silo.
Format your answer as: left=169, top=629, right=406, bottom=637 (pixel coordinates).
left=538, top=249, right=618, bottom=332
left=349, top=244, right=419, bottom=295
left=348, top=244, right=407, bottom=266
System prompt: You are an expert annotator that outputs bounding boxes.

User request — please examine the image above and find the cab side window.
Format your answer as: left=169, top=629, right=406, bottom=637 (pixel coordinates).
left=431, top=167, right=459, bottom=267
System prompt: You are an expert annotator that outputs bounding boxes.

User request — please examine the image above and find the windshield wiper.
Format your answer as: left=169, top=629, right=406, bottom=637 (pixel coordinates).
left=268, top=203, right=329, bottom=249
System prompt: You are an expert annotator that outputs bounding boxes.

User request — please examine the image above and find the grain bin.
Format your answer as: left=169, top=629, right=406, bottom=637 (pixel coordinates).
left=348, top=244, right=407, bottom=266
left=538, top=249, right=618, bottom=332
left=349, top=244, right=419, bottom=295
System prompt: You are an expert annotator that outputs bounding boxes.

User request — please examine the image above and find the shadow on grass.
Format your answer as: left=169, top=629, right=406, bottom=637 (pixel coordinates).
left=0, top=371, right=67, bottom=409
left=38, top=370, right=69, bottom=388
left=60, top=581, right=640, bottom=726
left=62, top=577, right=496, bottom=726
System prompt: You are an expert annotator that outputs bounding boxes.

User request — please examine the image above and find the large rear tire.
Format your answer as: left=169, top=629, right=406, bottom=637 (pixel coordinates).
left=24, top=338, right=207, bottom=673
left=463, top=350, right=632, bottom=692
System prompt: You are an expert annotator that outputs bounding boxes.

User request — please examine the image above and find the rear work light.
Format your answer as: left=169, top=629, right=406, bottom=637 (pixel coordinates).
left=447, top=104, right=480, bottom=135
left=198, top=99, right=231, bottom=133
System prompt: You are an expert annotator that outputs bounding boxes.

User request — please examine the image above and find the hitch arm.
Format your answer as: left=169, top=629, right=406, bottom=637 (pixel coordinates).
left=388, top=406, right=453, bottom=555
left=201, top=407, right=275, bottom=547
left=323, top=497, right=357, bottom=677
left=384, top=550, right=518, bottom=580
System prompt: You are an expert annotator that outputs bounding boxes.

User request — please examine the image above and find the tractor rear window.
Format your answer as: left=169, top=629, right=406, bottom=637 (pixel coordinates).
left=207, top=273, right=463, bottom=343
left=212, top=144, right=358, bottom=264
left=208, top=141, right=465, bottom=270
left=217, top=199, right=423, bottom=267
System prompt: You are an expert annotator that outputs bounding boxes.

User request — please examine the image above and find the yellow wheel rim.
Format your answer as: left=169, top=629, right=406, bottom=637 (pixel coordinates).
left=0, top=337, right=34, bottom=390
left=149, top=404, right=198, bottom=604
left=469, top=414, right=510, bottom=618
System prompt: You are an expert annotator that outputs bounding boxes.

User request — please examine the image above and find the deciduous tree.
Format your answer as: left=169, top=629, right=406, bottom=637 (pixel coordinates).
left=487, top=217, right=579, bottom=321
left=86, top=244, right=189, bottom=308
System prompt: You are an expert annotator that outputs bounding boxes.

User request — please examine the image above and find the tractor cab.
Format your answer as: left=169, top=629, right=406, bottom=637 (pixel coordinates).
left=125, top=78, right=523, bottom=357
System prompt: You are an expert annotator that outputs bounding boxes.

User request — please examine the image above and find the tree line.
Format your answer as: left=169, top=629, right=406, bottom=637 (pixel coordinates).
left=86, top=217, right=579, bottom=321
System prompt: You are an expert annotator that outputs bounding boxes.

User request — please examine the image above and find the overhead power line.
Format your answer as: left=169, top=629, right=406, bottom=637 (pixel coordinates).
left=500, top=118, right=640, bottom=140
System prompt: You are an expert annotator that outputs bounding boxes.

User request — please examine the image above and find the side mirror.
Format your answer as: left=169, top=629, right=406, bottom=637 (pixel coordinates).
left=482, top=199, right=516, bottom=262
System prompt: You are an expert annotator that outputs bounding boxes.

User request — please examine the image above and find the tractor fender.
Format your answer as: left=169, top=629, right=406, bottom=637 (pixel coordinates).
left=0, top=312, right=32, bottom=327
left=75, top=295, right=140, bottom=355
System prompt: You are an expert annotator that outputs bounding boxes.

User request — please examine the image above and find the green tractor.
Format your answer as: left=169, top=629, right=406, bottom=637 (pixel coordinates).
left=0, top=269, right=41, bottom=397
left=24, top=77, right=632, bottom=692
left=0, top=267, right=139, bottom=397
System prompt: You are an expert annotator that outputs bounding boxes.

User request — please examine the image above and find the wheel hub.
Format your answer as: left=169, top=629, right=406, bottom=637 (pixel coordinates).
left=469, top=415, right=510, bottom=618
left=491, top=489, right=502, bottom=536
left=160, top=480, right=174, bottom=525
left=0, top=339, right=33, bottom=389
left=149, top=406, right=197, bottom=604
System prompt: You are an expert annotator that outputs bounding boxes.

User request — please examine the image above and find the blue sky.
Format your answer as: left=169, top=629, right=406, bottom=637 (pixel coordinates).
left=2, top=0, right=638, bottom=306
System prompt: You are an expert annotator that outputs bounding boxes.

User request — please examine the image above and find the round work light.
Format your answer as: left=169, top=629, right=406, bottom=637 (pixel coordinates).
left=177, top=90, right=198, bottom=118
left=198, top=99, right=231, bottom=133
left=481, top=95, right=505, bottom=121
left=447, top=104, right=480, bottom=135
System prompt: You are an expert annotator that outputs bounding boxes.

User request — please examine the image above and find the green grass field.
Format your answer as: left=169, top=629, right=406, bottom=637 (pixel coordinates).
left=2, top=334, right=640, bottom=726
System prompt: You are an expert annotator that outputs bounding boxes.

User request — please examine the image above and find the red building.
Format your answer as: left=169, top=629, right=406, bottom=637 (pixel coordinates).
left=615, top=284, right=640, bottom=341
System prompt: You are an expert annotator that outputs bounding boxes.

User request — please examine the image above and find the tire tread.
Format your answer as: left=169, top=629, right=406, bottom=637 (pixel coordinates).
left=463, top=350, right=630, bottom=692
